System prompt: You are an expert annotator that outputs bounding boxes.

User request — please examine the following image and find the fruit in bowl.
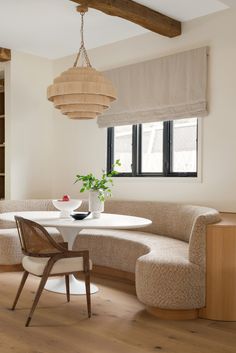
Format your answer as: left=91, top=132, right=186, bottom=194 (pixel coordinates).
left=62, top=195, right=70, bottom=201
left=57, top=194, right=71, bottom=202
left=52, top=196, right=82, bottom=218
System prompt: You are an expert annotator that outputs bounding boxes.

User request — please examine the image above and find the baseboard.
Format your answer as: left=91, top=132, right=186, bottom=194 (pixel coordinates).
left=146, top=306, right=199, bottom=320
left=92, top=265, right=135, bottom=283
left=0, top=264, right=23, bottom=272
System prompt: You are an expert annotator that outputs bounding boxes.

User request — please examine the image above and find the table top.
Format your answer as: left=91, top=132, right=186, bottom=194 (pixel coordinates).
left=0, top=211, right=152, bottom=230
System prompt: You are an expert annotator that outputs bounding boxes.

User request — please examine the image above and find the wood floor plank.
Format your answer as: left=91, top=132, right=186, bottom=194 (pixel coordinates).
left=0, top=272, right=235, bottom=353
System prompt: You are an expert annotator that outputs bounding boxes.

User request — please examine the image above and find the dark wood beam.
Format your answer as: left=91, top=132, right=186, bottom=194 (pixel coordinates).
left=0, top=48, right=11, bottom=62
left=71, top=0, right=181, bottom=38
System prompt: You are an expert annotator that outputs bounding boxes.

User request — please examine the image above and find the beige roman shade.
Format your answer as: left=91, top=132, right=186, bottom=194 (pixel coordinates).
left=97, top=47, right=208, bottom=128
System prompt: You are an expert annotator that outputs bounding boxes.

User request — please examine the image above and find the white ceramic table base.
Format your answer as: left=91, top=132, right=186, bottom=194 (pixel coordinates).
left=44, top=225, right=99, bottom=295
left=44, top=274, right=98, bottom=295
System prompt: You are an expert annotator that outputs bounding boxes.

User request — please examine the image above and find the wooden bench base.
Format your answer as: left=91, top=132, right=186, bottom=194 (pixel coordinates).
left=0, top=264, right=23, bottom=273
left=147, top=306, right=198, bottom=320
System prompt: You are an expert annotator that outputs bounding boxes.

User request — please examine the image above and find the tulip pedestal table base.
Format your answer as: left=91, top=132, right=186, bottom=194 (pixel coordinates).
left=44, top=275, right=98, bottom=295
left=44, top=225, right=99, bottom=295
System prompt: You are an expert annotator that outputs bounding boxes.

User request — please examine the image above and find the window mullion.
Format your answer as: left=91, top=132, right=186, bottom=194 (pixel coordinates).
left=132, top=125, right=138, bottom=176
left=107, top=127, right=114, bottom=173
left=169, top=121, right=173, bottom=174
left=163, top=121, right=170, bottom=176
left=137, top=124, right=142, bottom=175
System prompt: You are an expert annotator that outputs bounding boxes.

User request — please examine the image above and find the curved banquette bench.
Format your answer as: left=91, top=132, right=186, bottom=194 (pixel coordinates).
left=0, top=199, right=220, bottom=319
left=74, top=200, right=220, bottom=318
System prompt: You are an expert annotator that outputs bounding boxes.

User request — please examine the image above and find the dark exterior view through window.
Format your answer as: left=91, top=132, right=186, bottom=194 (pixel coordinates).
left=107, top=118, right=198, bottom=177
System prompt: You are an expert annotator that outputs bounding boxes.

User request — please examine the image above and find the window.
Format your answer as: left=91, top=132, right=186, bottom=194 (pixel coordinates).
left=107, top=118, right=198, bottom=177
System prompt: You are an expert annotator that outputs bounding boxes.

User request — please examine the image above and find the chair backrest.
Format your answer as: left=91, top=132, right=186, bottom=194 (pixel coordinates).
left=15, top=216, right=61, bottom=256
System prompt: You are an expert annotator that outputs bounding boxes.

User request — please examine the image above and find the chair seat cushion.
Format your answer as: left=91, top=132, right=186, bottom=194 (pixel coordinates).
left=22, top=256, right=92, bottom=276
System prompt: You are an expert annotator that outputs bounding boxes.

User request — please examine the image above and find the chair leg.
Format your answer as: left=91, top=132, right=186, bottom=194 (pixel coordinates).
left=65, top=275, right=70, bottom=302
left=11, top=271, right=29, bottom=310
left=84, top=271, right=91, bottom=318
left=25, top=273, right=49, bottom=327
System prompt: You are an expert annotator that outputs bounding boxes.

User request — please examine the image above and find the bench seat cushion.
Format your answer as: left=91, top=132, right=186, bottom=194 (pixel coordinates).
left=74, top=228, right=188, bottom=273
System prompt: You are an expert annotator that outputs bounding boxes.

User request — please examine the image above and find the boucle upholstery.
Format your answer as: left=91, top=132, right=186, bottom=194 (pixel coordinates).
left=73, top=200, right=220, bottom=310
left=0, top=200, right=62, bottom=265
left=0, top=227, right=62, bottom=265
left=0, top=199, right=55, bottom=229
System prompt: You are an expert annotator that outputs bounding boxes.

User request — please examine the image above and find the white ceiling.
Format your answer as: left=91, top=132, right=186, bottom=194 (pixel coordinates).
left=0, top=0, right=231, bottom=59
left=136, top=0, right=228, bottom=21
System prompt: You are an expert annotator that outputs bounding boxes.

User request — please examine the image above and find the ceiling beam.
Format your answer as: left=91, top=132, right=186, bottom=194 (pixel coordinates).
left=0, top=48, right=11, bottom=62
left=71, top=0, right=181, bottom=38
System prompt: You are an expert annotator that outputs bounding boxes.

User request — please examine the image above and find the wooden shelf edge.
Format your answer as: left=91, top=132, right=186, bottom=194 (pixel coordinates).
left=208, top=212, right=236, bottom=227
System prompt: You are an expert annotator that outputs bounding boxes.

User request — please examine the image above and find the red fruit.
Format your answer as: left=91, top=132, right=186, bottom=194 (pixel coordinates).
left=62, top=195, right=70, bottom=201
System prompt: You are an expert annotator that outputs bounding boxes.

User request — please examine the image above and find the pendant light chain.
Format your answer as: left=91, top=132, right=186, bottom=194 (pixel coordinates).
left=73, top=11, right=91, bottom=68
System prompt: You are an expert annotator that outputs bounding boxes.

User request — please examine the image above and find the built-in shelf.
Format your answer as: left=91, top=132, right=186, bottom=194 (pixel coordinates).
left=0, top=173, right=5, bottom=176
left=0, top=115, right=4, bottom=119
left=0, top=144, right=5, bottom=147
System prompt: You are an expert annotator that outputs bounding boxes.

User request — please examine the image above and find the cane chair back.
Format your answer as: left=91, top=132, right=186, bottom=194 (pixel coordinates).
left=15, top=216, right=62, bottom=256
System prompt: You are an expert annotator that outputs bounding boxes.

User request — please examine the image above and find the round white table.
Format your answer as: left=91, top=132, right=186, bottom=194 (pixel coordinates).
left=0, top=211, right=152, bottom=295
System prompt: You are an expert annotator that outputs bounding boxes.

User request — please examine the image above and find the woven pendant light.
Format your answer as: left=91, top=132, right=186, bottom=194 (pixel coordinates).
left=47, top=6, right=117, bottom=120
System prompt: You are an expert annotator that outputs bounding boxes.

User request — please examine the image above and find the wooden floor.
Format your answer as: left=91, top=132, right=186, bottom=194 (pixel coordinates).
left=0, top=272, right=236, bottom=353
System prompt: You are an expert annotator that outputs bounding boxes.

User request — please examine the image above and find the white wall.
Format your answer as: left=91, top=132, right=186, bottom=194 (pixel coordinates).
left=51, top=8, right=236, bottom=212
left=6, top=51, right=53, bottom=199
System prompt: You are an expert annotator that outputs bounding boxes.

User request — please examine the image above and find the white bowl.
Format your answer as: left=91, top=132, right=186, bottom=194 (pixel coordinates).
left=52, top=199, right=82, bottom=218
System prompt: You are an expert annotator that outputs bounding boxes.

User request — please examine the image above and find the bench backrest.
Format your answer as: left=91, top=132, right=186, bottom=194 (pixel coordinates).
left=104, top=200, right=220, bottom=243
left=0, top=199, right=55, bottom=229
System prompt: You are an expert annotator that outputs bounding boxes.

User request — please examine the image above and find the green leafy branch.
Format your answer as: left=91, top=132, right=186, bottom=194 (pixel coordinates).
left=74, top=159, right=121, bottom=202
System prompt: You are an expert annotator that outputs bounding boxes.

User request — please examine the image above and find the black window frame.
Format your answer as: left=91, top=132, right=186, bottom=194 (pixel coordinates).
left=107, top=120, right=198, bottom=177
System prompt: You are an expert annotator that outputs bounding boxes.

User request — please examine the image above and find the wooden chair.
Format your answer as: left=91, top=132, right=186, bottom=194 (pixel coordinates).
left=12, top=216, right=91, bottom=327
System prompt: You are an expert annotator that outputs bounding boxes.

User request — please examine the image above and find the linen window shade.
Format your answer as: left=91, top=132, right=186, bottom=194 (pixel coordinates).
left=97, top=47, right=208, bottom=128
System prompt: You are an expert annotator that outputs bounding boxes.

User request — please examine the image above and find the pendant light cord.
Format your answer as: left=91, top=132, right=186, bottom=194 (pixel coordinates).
left=73, top=11, right=91, bottom=68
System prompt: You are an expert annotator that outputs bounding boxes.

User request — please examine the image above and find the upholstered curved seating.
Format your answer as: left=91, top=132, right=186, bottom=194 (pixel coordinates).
left=73, top=200, right=220, bottom=312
